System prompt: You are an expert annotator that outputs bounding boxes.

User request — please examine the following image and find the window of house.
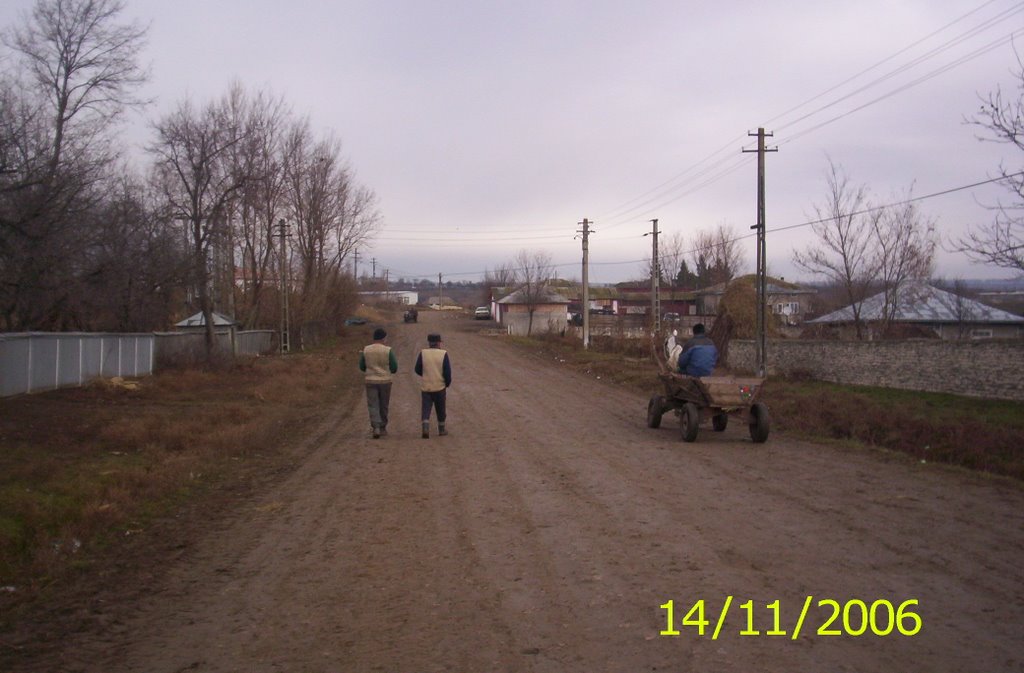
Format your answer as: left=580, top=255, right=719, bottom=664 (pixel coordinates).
left=970, top=329, right=993, bottom=339
left=773, top=302, right=800, bottom=315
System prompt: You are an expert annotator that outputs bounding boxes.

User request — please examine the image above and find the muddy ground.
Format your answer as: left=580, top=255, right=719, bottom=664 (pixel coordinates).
left=3, top=310, right=1023, bottom=672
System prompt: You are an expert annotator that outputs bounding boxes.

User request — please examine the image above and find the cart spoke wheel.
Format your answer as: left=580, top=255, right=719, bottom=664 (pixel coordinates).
left=679, top=402, right=699, bottom=442
left=646, top=395, right=666, bottom=429
left=748, top=402, right=770, bottom=443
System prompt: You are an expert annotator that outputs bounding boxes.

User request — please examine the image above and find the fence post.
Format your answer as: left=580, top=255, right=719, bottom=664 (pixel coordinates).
left=27, top=336, right=33, bottom=394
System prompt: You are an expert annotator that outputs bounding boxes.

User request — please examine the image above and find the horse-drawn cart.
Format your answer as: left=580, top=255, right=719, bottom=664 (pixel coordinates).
left=647, top=372, right=770, bottom=442
left=647, top=334, right=770, bottom=443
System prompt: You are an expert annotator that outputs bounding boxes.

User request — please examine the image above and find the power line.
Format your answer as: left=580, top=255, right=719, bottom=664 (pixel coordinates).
left=767, top=0, right=1022, bottom=132
left=390, top=173, right=1020, bottom=281
left=589, top=0, right=1021, bottom=229
left=779, top=28, right=1024, bottom=147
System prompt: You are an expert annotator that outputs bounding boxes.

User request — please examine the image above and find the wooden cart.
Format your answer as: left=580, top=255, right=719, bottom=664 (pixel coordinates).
left=647, top=335, right=770, bottom=443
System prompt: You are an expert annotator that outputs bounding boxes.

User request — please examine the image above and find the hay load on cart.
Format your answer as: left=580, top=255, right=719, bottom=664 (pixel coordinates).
left=647, top=324, right=770, bottom=443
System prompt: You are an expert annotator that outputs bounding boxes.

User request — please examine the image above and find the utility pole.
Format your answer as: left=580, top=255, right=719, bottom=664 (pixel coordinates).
left=577, top=218, right=593, bottom=349
left=438, top=273, right=443, bottom=309
left=742, top=128, right=777, bottom=377
left=277, top=219, right=291, bottom=354
left=384, top=269, right=390, bottom=301
left=352, top=248, right=359, bottom=280
left=645, top=218, right=660, bottom=334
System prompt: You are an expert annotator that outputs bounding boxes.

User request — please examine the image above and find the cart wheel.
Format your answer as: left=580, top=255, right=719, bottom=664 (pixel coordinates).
left=646, top=395, right=666, bottom=429
left=679, top=402, right=699, bottom=442
left=748, top=402, right=770, bottom=443
left=712, top=413, right=728, bottom=432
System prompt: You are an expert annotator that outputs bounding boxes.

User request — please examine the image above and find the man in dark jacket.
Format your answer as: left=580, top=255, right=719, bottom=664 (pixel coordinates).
left=678, top=323, right=717, bottom=377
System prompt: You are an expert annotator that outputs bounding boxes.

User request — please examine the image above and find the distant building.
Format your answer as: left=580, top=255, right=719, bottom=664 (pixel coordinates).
left=358, top=291, right=418, bottom=305
left=809, top=283, right=1024, bottom=340
left=175, top=311, right=238, bottom=330
left=496, top=287, right=570, bottom=335
left=696, top=276, right=817, bottom=326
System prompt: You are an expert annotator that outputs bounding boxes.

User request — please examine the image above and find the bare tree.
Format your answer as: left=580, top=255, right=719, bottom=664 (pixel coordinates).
left=641, top=230, right=690, bottom=286
left=934, top=278, right=977, bottom=340
left=5, top=0, right=148, bottom=172
left=871, top=187, right=936, bottom=331
left=220, top=84, right=290, bottom=328
left=793, top=160, right=877, bottom=339
left=482, top=262, right=516, bottom=304
left=658, top=231, right=688, bottom=285
left=0, top=0, right=148, bottom=330
left=512, top=249, right=554, bottom=336
left=282, top=119, right=380, bottom=342
left=952, top=51, right=1024, bottom=272
left=149, top=96, right=251, bottom=354
left=690, top=222, right=744, bottom=287
left=79, top=173, right=187, bottom=330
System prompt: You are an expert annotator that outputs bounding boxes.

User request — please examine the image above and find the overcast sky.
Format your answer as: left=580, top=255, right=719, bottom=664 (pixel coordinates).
left=2, top=0, right=1022, bottom=284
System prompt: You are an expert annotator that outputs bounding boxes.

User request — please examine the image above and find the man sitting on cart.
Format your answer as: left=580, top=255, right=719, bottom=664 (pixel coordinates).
left=678, top=323, right=717, bottom=377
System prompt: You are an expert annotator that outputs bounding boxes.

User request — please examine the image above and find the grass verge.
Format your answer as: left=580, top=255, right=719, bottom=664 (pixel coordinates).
left=0, top=329, right=366, bottom=620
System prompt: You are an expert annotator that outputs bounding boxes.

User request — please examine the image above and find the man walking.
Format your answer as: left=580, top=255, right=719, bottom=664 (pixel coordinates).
left=359, top=327, right=397, bottom=439
left=414, top=333, right=452, bottom=439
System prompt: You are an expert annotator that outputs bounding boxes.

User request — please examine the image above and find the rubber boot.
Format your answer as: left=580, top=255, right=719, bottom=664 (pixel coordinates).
left=438, top=423, right=447, bottom=436
left=422, top=422, right=429, bottom=439
left=372, top=425, right=381, bottom=439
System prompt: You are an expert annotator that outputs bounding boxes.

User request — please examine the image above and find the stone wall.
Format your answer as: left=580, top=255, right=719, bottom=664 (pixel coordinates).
left=729, top=338, right=1024, bottom=401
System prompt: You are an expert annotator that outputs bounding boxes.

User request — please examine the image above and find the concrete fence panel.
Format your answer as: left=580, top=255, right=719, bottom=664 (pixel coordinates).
left=2, top=330, right=276, bottom=397
left=0, top=333, right=156, bottom=397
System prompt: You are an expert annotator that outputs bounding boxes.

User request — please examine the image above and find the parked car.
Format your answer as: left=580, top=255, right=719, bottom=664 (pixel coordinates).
left=474, top=306, right=491, bottom=320
left=663, top=312, right=681, bottom=324
left=344, top=316, right=367, bottom=326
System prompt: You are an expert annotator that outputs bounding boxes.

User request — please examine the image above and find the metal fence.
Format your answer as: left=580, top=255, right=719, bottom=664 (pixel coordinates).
left=1, top=330, right=276, bottom=397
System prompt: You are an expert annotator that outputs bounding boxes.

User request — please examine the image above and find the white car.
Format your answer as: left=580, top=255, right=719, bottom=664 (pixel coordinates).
left=474, top=306, right=491, bottom=320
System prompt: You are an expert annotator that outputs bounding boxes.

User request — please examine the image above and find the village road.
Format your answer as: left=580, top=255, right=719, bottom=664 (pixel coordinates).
left=15, top=310, right=1024, bottom=672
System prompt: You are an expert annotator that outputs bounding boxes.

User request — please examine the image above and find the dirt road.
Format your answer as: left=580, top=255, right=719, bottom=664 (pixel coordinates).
left=11, top=311, right=1024, bottom=672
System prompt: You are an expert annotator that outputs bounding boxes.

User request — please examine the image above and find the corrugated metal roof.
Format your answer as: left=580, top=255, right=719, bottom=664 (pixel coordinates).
left=175, top=311, right=238, bottom=327
left=810, top=284, right=1024, bottom=324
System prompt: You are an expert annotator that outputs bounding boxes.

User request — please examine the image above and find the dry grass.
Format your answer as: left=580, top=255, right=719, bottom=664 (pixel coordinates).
left=0, top=335, right=363, bottom=598
left=765, top=381, right=1024, bottom=479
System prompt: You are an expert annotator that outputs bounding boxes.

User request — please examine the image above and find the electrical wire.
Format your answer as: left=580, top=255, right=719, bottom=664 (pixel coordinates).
left=591, top=0, right=1022, bottom=229
left=388, top=172, right=1022, bottom=280
left=372, top=1, right=1021, bottom=278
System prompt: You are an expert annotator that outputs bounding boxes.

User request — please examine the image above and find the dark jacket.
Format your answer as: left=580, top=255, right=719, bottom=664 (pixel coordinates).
left=678, top=335, right=717, bottom=377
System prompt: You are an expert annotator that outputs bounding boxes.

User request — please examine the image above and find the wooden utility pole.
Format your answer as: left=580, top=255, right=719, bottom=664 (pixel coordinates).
left=578, top=218, right=593, bottom=349
left=438, top=273, right=443, bottom=309
left=646, top=218, right=660, bottom=334
left=743, top=128, right=776, bottom=377
left=278, top=219, right=290, bottom=354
